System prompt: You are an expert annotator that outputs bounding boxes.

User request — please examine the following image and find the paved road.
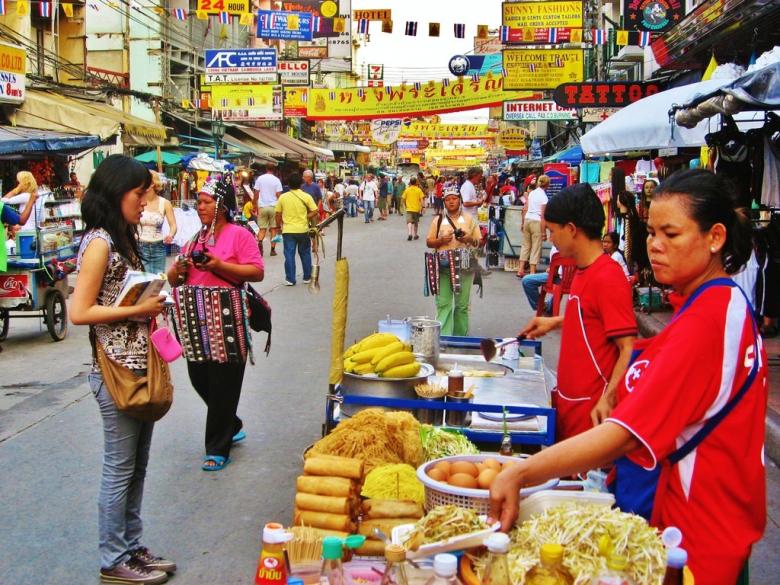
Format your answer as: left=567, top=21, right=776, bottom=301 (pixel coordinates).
left=0, top=213, right=777, bottom=584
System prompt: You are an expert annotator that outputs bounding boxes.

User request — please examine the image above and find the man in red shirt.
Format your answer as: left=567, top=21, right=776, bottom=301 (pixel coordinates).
left=520, top=183, right=636, bottom=440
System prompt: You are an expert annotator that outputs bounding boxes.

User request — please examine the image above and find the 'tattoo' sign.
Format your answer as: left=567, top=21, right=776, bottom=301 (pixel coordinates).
left=553, top=82, right=662, bottom=108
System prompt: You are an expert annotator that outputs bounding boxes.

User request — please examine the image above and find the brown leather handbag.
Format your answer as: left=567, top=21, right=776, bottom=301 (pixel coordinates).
left=95, top=337, right=174, bottom=422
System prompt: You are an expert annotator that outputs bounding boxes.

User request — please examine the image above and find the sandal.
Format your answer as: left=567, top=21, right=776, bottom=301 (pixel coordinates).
left=202, top=455, right=230, bottom=471
left=232, top=430, right=246, bottom=444
left=516, top=271, right=526, bottom=279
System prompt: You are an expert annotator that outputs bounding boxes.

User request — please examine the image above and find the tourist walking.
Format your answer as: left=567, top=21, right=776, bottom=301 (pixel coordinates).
left=378, top=175, right=390, bottom=220
left=139, top=172, right=177, bottom=273
left=517, top=174, right=550, bottom=277
left=393, top=176, right=406, bottom=214
left=345, top=180, right=359, bottom=217
left=254, top=163, right=283, bottom=257
left=361, top=173, right=378, bottom=223
left=402, top=177, right=425, bottom=241
left=460, top=167, right=485, bottom=210
left=275, top=174, right=318, bottom=285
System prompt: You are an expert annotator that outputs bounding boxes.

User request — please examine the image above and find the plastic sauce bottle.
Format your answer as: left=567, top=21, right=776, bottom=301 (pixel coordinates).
left=319, top=536, right=350, bottom=585
left=423, top=554, right=464, bottom=585
left=254, top=523, right=292, bottom=585
left=662, top=547, right=687, bottom=585
left=482, top=533, right=511, bottom=585
left=380, top=544, right=410, bottom=585
left=525, top=543, right=574, bottom=585
left=591, top=555, right=634, bottom=585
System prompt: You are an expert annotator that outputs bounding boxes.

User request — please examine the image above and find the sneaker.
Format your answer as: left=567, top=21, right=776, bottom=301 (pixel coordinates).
left=407, top=235, right=413, bottom=241
left=100, top=559, right=168, bottom=584
left=302, top=278, right=312, bottom=284
left=284, top=281, right=295, bottom=286
left=131, top=547, right=177, bottom=573
left=413, top=235, right=419, bottom=240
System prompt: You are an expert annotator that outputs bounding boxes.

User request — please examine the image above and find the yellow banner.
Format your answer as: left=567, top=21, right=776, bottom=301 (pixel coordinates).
left=0, top=43, right=25, bottom=74
left=196, top=0, right=249, bottom=15
left=434, top=158, right=482, bottom=168
left=210, top=84, right=281, bottom=121
left=398, top=123, right=492, bottom=140
left=427, top=147, right=486, bottom=159
left=307, top=78, right=537, bottom=120
left=498, top=127, right=529, bottom=151
left=284, top=88, right=307, bottom=118
left=502, top=1, right=584, bottom=29
left=503, top=49, right=584, bottom=90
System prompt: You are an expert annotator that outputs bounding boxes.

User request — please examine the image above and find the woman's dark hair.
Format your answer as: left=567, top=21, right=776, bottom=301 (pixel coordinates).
left=82, top=154, right=151, bottom=265
left=218, top=175, right=238, bottom=222
left=544, top=183, right=605, bottom=240
left=603, top=231, right=619, bottom=248
left=610, top=166, right=626, bottom=217
left=654, top=169, right=751, bottom=274
left=288, top=173, right=303, bottom=189
left=617, top=190, right=649, bottom=272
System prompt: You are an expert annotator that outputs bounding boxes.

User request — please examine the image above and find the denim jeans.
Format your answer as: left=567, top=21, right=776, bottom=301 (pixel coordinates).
left=89, top=371, right=154, bottom=570
left=363, top=200, right=375, bottom=222
left=140, top=241, right=166, bottom=274
left=521, top=271, right=551, bottom=312
left=345, top=196, right=357, bottom=217
left=282, top=233, right=312, bottom=284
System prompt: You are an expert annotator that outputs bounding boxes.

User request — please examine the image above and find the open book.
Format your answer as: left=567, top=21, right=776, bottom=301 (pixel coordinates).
left=114, top=270, right=167, bottom=308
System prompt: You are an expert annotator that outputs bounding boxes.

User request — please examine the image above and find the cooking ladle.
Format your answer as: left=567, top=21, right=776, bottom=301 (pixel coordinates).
left=480, top=335, right=525, bottom=362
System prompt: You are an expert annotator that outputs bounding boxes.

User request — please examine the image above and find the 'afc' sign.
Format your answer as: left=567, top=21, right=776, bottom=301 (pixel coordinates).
left=552, top=81, right=662, bottom=109
left=205, top=48, right=278, bottom=74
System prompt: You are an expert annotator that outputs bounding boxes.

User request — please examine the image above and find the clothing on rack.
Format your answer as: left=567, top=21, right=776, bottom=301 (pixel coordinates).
left=761, top=137, right=780, bottom=208
left=599, top=161, right=615, bottom=183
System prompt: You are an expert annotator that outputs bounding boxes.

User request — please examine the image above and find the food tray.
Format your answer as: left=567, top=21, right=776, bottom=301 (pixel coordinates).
left=516, top=490, right=615, bottom=524
left=390, top=516, right=500, bottom=560
left=343, top=362, right=435, bottom=381
left=416, top=455, right=559, bottom=514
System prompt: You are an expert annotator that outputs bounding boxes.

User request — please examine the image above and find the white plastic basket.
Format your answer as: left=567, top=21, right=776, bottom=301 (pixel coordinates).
left=416, top=454, right=559, bottom=514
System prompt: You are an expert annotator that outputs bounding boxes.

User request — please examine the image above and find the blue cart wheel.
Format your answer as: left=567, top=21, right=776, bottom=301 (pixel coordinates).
left=45, top=289, right=67, bottom=341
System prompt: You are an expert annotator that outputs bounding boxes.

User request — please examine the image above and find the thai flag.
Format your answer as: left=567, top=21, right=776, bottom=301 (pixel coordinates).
left=471, top=73, right=480, bottom=82
left=639, top=31, right=651, bottom=47
left=500, top=26, right=509, bottom=42
left=312, top=15, right=321, bottom=32
left=592, top=28, right=606, bottom=45
left=385, top=85, right=393, bottom=95
left=220, top=98, right=228, bottom=107
left=413, top=82, right=421, bottom=91
left=357, top=88, right=365, bottom=98
left=39, top=1, right=51, bottom=17
left=554, top=57, right=563, bottom=68
left=247, top=96, right=255, bottom=106
left=548, top=28, right=558, bottom=43
left=0, top=0, right=6, bottom=15
left=528, top=63, right=536, bottom=73
left=193, top=99, right=201, bottom=109
left=301, top=92, right=308, bottom=103
left=88, top=3, right=99, bottom=10
left=442, top=78, right=450, bottom=87
left=358, top=18, right=369, bottom=34
left=454, top=23, right=465, bottom=39
left=173, top=8, right=186, bottom=20
left=259, top=13, right=268, bottom=27
left=329, top=91, right=336, bottom=101
left=218, top=11, right=230, bottom=24
left=405, top=21, right=417, bottom=36
left=501, top=67, right=508, bottom=77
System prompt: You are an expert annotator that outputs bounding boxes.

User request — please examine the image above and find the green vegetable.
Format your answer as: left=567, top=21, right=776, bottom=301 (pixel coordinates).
left=420, top=425, right=480, bottom=460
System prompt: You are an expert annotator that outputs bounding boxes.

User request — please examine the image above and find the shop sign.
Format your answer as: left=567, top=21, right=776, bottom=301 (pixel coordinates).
left=448, top=55, right=471, bottom=77
left=396, top=140, right=421, bottom=151
left=427, top=147, right=487, bottom=159
left=196, top=0, right=249, bottom=15
left=498, top=127, right=530, bottom=151
left=307, top=77, right=537, bottom=120
left=502, top=1, right=584, bottom=29
left=279, top=60, right=310, bottom=86
left=474, top=36, right=503, bottom=56
left=282, top=0, right=340, bottom=37
left=504, top=100, right=577, bottom=121
left=581, top=107, right=620, bottom=122
left=319, top=120, right=372, bottom=141
left=0, top=44, right=25, bottom=104
left=371, top=119, right=402, bottom=145
left=624, top=0, right=683, bottom=33
left=257, top=10, right=315, bottom=41
left=367, top=80, right=384, bottom=87
left=658, top=147, right=678, bottom=156
left=501, top=27, right=583, bottom=44
left=284, top=88, right=308, bottom=117
left=352, top=8, right=390, bottom=20
left=205, top=48, right=277, bottom=74
left=367, top=64, right=383, bottom=80
left=543, top=163, right=570, bottom=197
left=503, top=49, right=584, bottom=90
left=204, top=73, right=277, bottom=85
left=297, top=39, right=328, bottom=59
left=210, top=84, right=283, bottom=121
left=0, top=273, right=28, bottom=299
left=552, top=81, right=661, bottom=108
left=398, top=123, right=493, bottom=140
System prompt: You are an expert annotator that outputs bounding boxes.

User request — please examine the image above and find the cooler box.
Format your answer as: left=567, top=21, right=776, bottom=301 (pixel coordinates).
left=637, top=286, right=663, bottom=309
left=15, top=231, right=37, bottom=259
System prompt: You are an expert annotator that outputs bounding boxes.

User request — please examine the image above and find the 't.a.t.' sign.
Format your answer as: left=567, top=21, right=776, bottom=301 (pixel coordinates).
left=553, top=82, right=662, bottom=109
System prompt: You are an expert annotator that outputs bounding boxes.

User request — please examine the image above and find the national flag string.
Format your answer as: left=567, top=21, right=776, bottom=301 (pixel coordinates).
left=454, top=23, right=465, bottom=39
left=404, top=21, right=417, bottom=36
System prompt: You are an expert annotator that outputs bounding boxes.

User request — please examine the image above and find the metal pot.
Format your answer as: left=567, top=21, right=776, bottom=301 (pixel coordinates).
left=339, top=363, right=434, bottom=416
left=407, top=318, right=441, bottom=365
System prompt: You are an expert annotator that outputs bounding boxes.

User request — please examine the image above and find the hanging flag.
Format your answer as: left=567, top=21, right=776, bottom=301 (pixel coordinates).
left=287, top=13, right=300, bottom=30
left=173, top=8, right=186, bottom=20
left=381, top=19, right=392, bottom=33
left=87, top=2, right=98, bottom=11
left=385, top=85, right=393, bottom=95
left=220, top=97, right=228, bottom=107
left=616, top=30, right=629, bottom=46
left=61, top=2, right=73, bottom=17
left=358, top=18, right=369, bottom=34
left=592, top=28, right=606, bottom=45
left=181, top=99, right=190, bottom=108
left=501, top=68, right=507, bottom=77
left=413, top=82, right=421, bottom=91
left=196, top=9, right=207, bottom=19
left=454, top=23, right=465, bottom=38
left=16, top=0, right=28, bottom=15
left=554, top=57, right=563, bottom=68
left=39, top=2, right=51, bottom=17
left=500, top=26, right=510, bottom=42
left=470, top=72, right=479, bottom=82
left=329, top=90, right=336, bottom=101
left=239, top=12, right=252, bottom=26
left=570, top=28, right=583, bottom=43
left=247, top=96, right=255, bottom=106
left=442, top=78, right=450, bottom=87
left=357, top=88, right=365, bottom=98
left=312, top=15, right=322, bottom=32
left=528, top=63, right=536, bottom=72
left=405, top=21, right=417, bottom=36
left=193, top=99, right=201, bottom=109
left=428, top=22, right=440, bottom=37
left=638, top=31, right=651, bottom=47
left=218, top=11, right=230, bottom=24
left=548, top=28, right=558, bottom=43
left=130, top=1, right=143, bottom=12
left=333, top=17, right=345, bottom=33
left=151, top=5, right=165, bottom=14
left=477, top=24, right=488, bottom=39
left=301, top=92, right=308, bottom=103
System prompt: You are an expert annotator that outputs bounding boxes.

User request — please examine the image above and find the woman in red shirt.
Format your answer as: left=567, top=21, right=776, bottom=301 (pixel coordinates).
left=489, top=169, right=766, bottom=585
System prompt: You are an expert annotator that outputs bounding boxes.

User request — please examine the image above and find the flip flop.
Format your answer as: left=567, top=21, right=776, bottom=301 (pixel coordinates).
left=202, top=455, right=230, bottom=471
left=232, top=430, right=246, bottom=444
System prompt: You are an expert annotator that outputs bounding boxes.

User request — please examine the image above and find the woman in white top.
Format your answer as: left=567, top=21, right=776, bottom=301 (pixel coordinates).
left=2, top=171, right=41, bottom=231
left=517, top=174, right=550, bottom=277
left=602, top=231, right=630, bottom=278
left=138, top=172, right=177, bottom=274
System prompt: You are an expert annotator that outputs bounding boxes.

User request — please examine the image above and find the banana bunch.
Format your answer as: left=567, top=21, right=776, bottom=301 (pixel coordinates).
left=342, top=332, right=421, bottom=378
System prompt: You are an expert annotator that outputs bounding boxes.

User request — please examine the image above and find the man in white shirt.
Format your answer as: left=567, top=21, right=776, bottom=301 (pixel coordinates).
left=253, top=163, right=283, bottom=256
left=460, top=167, right=484, bottom=209
left=518, top=174, right=550, bottom=276
left=361, top=174, right=378, bottom=223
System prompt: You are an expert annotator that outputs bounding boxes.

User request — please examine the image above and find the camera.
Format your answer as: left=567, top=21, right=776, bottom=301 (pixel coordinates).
left=191, top=250, right=208, bottom=265
left=454, top=228, right=466, bottom=239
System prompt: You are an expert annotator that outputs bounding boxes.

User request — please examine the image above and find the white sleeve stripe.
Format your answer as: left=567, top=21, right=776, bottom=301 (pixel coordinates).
left=605, top=418, right=658, bottom=471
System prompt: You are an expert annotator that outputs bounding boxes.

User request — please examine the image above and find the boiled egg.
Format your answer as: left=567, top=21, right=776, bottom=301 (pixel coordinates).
left=448, top=472, right=478, bottom=489
left=450, top=461, right=479, bottom=478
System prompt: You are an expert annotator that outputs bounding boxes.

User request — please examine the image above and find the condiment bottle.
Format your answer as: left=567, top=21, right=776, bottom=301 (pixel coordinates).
left=499, top=408, right=513, bottom=456
left=525, top=543, right=574, bottom=585
left=319, top=536, right=349, bottom=585
left=662, top=548, right=687, bottom=585
left=482, top=533, right=511, bottom=585
left=591, top=555, right=634, bottom=585
left=254, top=523, right=292, bottom=585
left=380, top=544, right=411, bottom=585
left=423, top=554, right=464, bottom=585
left=448, top=365, right=464, bottom=394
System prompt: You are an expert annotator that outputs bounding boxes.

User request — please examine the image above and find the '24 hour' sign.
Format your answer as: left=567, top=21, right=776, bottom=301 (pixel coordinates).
left=552, top=81, right=662, bottom=109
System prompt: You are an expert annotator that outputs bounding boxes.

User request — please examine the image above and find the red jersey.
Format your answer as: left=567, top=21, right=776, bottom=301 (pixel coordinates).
left=608, top=284, right=767, bottom=585
left=555, top=254, right=636, bottom=440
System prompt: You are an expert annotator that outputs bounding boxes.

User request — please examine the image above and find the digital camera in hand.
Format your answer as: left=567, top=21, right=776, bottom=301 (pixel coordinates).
left=191, top=250, right=208, bottom=265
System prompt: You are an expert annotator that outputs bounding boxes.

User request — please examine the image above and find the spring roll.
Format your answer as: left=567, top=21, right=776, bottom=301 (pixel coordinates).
left=294, top=509, right=356, bottom=533
left=295, top=493, right=351, bottom=515
left=304, top=456, right=363, bottom=480
left=362, top=499, right=424, bottom=519
left=296, top=475, right=355, bottom=498
left=354, top=539, right=387, bottom=557
left=357, top=518, right=420, bottom=537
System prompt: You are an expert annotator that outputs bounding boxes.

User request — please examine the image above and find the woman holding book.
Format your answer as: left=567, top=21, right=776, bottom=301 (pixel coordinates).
left=70, top=155, right=175, bottom=585
left=166, top=177, right=263, bottom=471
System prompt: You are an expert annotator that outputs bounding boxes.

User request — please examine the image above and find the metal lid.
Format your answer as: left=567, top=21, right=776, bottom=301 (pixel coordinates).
left=384, top=544, right=406, bottom=562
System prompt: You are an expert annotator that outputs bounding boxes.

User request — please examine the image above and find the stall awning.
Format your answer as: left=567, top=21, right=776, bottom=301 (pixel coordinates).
left=0, top=126, right=100, bottom=154
left=301, top=139, right=336, bottom=160
left=10, top=90, right=170, bottom=147
left=221, top=134, right=278, bottom=164
left=544, top=145, right=583, bottom=165
left=135, top=150, right=183, bottom=165
left=238, top=127, right=333, bottom=160
left=226, top=127, right=287, bottom=160
left=324, top=141, right=372, bottom=153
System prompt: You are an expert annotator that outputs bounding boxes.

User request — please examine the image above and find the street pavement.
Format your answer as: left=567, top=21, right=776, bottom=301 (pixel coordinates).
left=0, top=211, right=778, bottom=584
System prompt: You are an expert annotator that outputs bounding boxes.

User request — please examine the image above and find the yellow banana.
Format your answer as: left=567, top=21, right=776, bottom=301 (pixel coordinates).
left=343, top=341, right=363, bottom=359
left=351, top=347, right=383, bottom=364
left=343, top=358, right=357, bottom=373
left=370, top=341, right=406, bottom=366
left=381, top=362, right=422, bottom=378
left=353, top=362, right=375, bottom=375
left=376, top=351, right=416, bottom=373
left=359, top=333, right=400, bottom=351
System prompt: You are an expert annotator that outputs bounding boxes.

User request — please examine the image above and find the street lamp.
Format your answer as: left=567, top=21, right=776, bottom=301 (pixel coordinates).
left=212, top=111, right=226, bottom=160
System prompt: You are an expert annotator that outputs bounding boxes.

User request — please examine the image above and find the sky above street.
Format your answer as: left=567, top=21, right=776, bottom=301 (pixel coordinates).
left=351, top=0, right=505, bottom=122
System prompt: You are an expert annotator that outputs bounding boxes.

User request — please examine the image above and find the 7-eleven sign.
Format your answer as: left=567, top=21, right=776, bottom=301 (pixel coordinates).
left=367, top=80, right=384, bottom=87
left=368, top=64, right=383, bottom=80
